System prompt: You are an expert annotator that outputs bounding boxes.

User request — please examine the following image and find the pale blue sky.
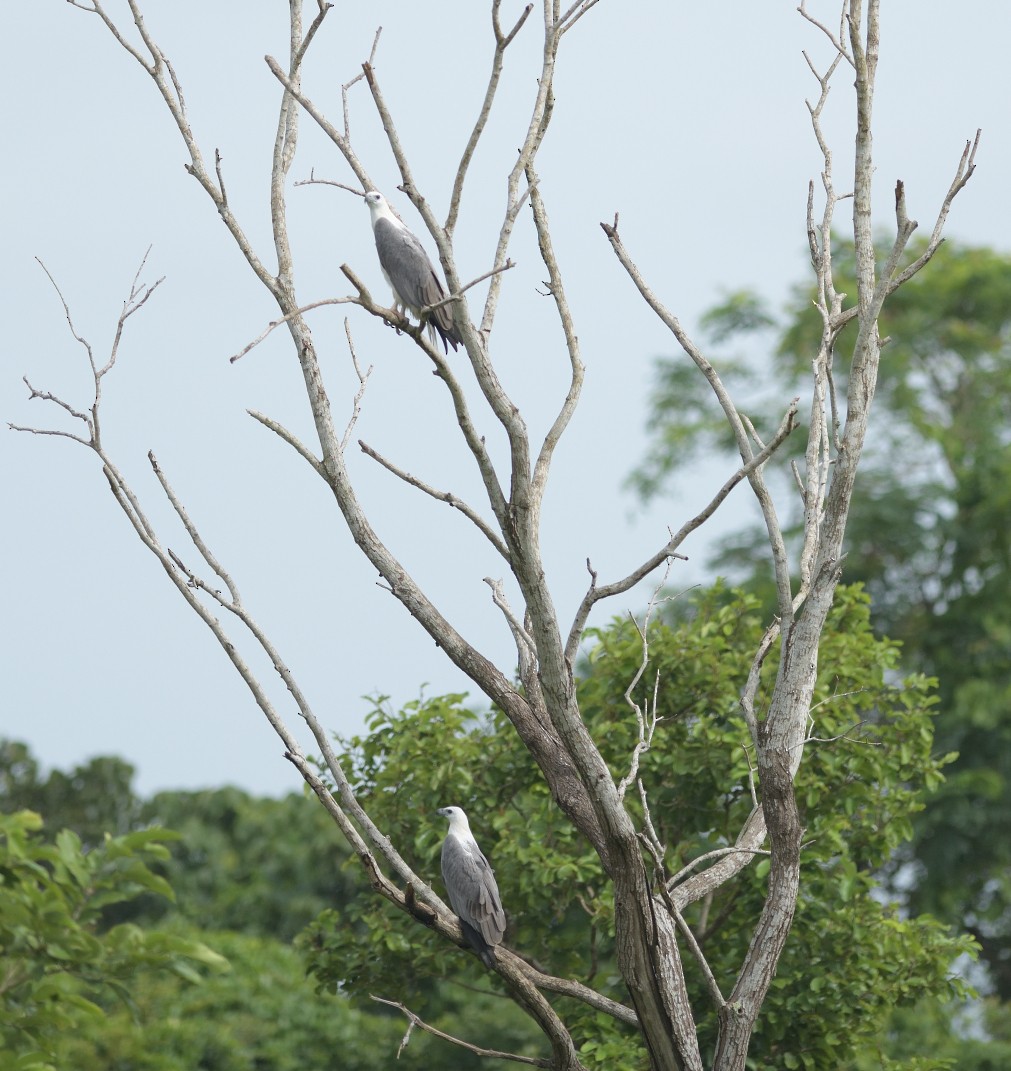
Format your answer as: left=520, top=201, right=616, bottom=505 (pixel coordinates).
left=3, top=2, right=1006, bottom=796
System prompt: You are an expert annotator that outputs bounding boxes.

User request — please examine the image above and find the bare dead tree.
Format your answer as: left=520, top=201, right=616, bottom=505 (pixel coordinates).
left=13, top=1, right=978, bottom=1069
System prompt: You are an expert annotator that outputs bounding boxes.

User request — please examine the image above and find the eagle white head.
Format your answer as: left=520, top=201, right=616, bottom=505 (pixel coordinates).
left=364, top=189, right=400, bottom=228
left=437, top=805, right=474, bottom=839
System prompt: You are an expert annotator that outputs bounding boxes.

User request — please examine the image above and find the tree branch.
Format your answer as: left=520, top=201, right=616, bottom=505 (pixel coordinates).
left=446, top=2, right=534, bottom=236
left=564, top=399, right=797, bottom=666
left=358, top=439, right=511, bottom=560
left=600, top=217, right=796, bottom=626
left=370, top=995, right=552, bottom=1066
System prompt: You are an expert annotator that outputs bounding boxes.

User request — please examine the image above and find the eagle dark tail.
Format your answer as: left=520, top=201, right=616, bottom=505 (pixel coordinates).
left=431, top=305, right=461, bottom=353
left=460, top=919, right=497, bottom=969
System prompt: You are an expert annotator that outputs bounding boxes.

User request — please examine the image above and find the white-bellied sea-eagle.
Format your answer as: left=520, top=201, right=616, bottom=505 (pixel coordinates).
left=364, top=190, right=461, bottom=353
left=437, top=806, right=506, bottom=968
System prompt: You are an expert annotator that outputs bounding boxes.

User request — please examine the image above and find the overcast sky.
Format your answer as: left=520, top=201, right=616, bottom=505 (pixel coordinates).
left=3, top=2, right=1007, bottom=798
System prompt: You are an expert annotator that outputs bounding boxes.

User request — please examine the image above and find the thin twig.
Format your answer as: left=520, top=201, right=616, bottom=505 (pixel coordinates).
left=18, top=378, right=92, bottom=430
left=446, top=1, right=532, bottom=235
left=564, top=400, right=797, bottom=665
left=370, top=995, right=551, bottom=1066
left=600, top=219, right=796, bottom=624
left=797, top=0, right=854, bottom=66
left=293, top=172, right=362, bottom=195
left=229, top=297, right=356, bottom=363
left=340, top=320, right=372, bottom=454
left=668, top=844, right=771, bottom=891
left=527, top=170, right=584, bottom=509
left=339, top=27, right=381, bottom=141
left=358, top=441, right=510, bottom=560
left=558, top=0, right=603, bottom=36
left=484, top=577, right=538, bottom=663
left=616, top=561, right=675, bottom=799
left=150, top=451, right=241, bottom=604
left=247, top=411, right=327, bottom=478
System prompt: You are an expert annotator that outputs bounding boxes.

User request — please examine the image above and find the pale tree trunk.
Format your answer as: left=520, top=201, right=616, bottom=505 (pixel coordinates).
left=16, top=1, right=979, bottom=1068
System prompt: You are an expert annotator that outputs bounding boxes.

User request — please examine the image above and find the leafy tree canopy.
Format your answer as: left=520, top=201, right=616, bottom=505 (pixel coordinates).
left=50, top=926, right=409, bottom=1071
left=303, top=584, right=974, bottom=1070
left=0, top=744, right=379, bottom=1069
left=0, top=741, right=357, bottom=941
left=133, top=787, right=359, bottom=941
left=0, top=742, right=139, bottom=848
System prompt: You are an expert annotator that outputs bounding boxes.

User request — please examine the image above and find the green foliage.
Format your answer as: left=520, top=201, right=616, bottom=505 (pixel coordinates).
left=51, top=926, right=405, bottom=1071
left=583, top=585, right=974, bottom=1068
left=302, top=586, right=971, bottom=1069
left=132, top=786, right=358, bottom=940
left=0, top=749, right=396, bottom=1069
left=848, top=997, right=1011, bottom=1071
left=0, top=810, right=224, bottom=1070
left=301, top=693, right=578, bottom=1065
left=0, top=741, right=359, bottom=942
left=700, top=289, right=777, bottom=343
left=794, top=245, right=1011, bottom=1006
left=0, top=575, right=980, bottom=1067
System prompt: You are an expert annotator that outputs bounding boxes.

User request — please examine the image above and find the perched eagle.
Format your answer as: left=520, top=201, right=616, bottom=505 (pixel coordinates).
left=364, top=190, right=461, bottom=353
left=437, top=806, right=506, bottom=968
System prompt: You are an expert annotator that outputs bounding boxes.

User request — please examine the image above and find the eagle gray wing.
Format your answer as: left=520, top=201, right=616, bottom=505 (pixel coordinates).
left=373, top=218, right=460, bottom=352
left=441, top=837, right=506, bottom=953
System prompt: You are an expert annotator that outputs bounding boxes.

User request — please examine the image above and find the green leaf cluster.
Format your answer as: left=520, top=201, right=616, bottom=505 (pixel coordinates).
left=0, top=745, right=420, bottom=1070
left=0, top=810, right=223, bottom=1070
left=50, top=926, right=406, bottom=1071
left=0, top=744, right=140, bottom=848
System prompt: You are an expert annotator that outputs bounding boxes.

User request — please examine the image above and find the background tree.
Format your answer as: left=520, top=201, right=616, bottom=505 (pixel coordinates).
left=9, top=1, right=981, bottom=1068
left=631, top=239, right=1011, bottom=1015
left=0, top=741, right=139, bottom=848
left=134, top=787, right=360, bottom=940
left=0, top=744, right=416, bottom=1071
left=0, top=741, right=361, bottom=939
left=0, top=809, right=224, bottom=1071
left=49, top=928, right=412, bottom=1071
left=0, top=649, right=983, bottom=1071
left=780, top=241, right=1011, bottom=1006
